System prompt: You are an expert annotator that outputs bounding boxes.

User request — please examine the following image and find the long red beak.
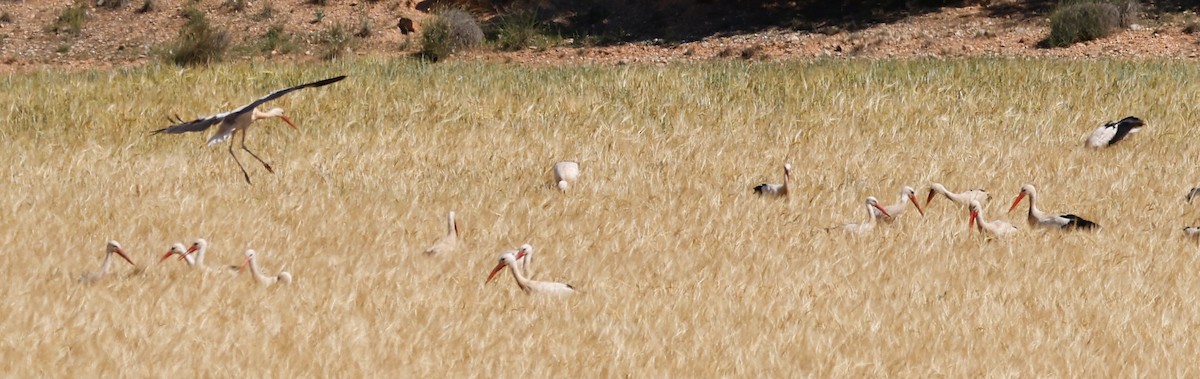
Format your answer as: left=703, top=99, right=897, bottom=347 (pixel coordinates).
left=924, top=189, right=936, bottom=207
left=485, top=262, right=506, bottom=284
left=969, top=210, right=978, bottom=230
left=1008, top=193, right=1026, bottom=213
left=240, top=257, right=250, bottom=272
left=909, top=194, right=925, bottom=216
left=183, top=244, right=198, bottom=258
left=872, top=203, right=891, bottom=219
left=114, top=248, right=135, bottom=266
left=159, top=251, right=174, bottom=262
left=280, top=115, right=297, bottom=130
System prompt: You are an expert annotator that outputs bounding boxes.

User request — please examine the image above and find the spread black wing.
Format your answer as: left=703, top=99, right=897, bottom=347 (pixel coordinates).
left=151, top=75, right=347, bottom=135
left=1061, top=214, right=1098, bottom=230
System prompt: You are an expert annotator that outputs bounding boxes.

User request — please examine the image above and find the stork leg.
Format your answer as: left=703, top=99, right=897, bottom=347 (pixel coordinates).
left=228, top=131, right=253, bottom=184
left=239, top=129, right=274, bottom=174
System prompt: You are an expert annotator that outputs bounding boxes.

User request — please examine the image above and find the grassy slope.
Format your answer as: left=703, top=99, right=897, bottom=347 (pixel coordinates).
left=1, top=58, right=1199, bottom=376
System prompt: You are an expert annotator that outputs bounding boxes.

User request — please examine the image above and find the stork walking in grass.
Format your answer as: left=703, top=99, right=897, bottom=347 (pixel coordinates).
left=925, top=183, right=990, bottom=209
left=79, top=240, right=136, bottom=283
left=423, top=211, right=460, bottom=256
left=827, top=196, right=891, bottom=233
left=871, top=186, right=924, bottom=223
left=1086, top=116, right=1145, bottom=148
left=1008, top=184, right=1098, bottom=230
left=243, top=249, right=291, bottom=285
left=969, top=200, right=1017, bottom=238
left=753, top=163, right=792, bottom=197
left=152, top=75, right=347, bottom=184
left=485, top=249, right=573, bottom=296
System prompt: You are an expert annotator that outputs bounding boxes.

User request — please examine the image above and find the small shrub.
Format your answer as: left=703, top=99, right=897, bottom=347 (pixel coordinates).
left=319, top=23, right=355, bottom=60
left=136, top=0, right=155, bottom=13
left=56, top=44, right=71, bottom=54
left=740, top=45, right=763, bottom=60
left=1184, top=21, right=1200, bottom=34
left=166, top=6, right=229, bottom=66
left=307, top=0, right=329, bottom=5
left=355, top=14, right=372, bottom=38
left=312, top=10, right=324, bottom=24
left=419, top=8, right=483, bottom=61
left=259, top=24, right=296, bottom=54
left=48, top=2, right=88, bottom=37
left=1043, top=2, right=1122, bottom=48
left=0, top=12, right=13, bottom=23
left=488, top=10, right=558, bottom=51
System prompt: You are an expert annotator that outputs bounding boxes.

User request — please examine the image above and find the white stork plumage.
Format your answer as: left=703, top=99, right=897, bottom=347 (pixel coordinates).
left=152, top=75, right=347, bottom=184
left=827, top=196, right=891, bottom=233
left=243, top=249, right=292, bottom=285
left=1086, top=116, right=1145, bottom=148
left=925, top=183, right=990, bottom=208
left=752, top=163, right=792, bottom=197
left=871, top=186, right=924, bottom=223
left=485, top=250, right=573, bottom=296
left=79, top=240, right=137, bottom=283
left=1184, top=226, right=1200, bottom=238
left=969, top=200, right=1017, bottom=238
left=552, top=161, right=580, bottom=191
left=1008, top=184, right=1099, bottom=230
left=423, top=211, right=460, bottom=256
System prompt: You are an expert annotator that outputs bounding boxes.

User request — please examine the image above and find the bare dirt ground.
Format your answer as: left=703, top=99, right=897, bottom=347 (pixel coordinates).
left=2, top=0, right=1200, bottom=73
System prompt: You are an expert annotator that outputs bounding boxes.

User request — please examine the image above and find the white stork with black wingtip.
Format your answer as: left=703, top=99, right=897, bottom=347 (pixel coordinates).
left=1008, top=184, right=1099, bottom=230
left=152, top=75, right=347, bottom=184
left=969, top=200, right=1017, bottom=238
left=925, top=182, right=990, bottom=208
left=485, top=250, right=573, bottom=296
left=1086, top=116, right=1145, bottom=148
left=752, top=163, right=792, bottom=197
left=871, top=186, right=925, bottom=223
left=827, top=196, right=891, bottom=233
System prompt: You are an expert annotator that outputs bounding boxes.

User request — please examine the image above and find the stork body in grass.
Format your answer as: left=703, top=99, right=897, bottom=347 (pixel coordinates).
left=1086, top=116, right=1145, bottom=148
left=1008, top=184, right=1099, bottom=230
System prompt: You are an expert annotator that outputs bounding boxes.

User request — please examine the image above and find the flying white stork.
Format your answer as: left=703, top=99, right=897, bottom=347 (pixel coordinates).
left=553, top=161, right=580, bottom=191
left=925, top=183, right=990, bottom=208
left=78, top=240, right=137, bottom=283
left=243, top=249, right=292, bottom=285
left=485, top=250, right=573, bottom=296
left=423, top=211, right=460, bottom=256
left=871, top=186, right=925, bottom=223
left=1086, top=116, right=1145, bottom=148
left=752, top=163, right=792, bottom=197
left=826, top=196, right=891, bottom=233
left=1008, top=184, right=1099, bottom=230
left=968, top=200, right=1017, bottom=238
left=151, top=75, right=347, bottom=184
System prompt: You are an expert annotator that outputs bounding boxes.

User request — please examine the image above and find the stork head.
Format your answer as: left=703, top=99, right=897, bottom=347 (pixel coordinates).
left=968, top=200, right=983, bottom=230
left=256, top=107, right=296, bottom=130
left=902, top=186, right=924, bottom=216
left=865, top=196, right=890, bottom=218
left=1009, top=184, right=1035, bottom=212
left=485, top=252, right=518, bottom=284
left=161, top=242, right=187, bottom=262
left=107, top=240, right=136, bottom=266
left=241, top=249, right=257, bottom=272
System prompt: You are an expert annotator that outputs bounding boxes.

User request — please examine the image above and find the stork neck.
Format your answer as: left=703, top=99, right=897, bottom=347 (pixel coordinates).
left=248, top=257, right=270, bottom=283
left=98, top=251, right=114, bottom=276
left=508, top=261, right=534, bottom=293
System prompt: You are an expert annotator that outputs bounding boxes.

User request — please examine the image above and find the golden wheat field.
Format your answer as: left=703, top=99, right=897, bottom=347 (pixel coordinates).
left=4, top=58, right=1200, bottom=376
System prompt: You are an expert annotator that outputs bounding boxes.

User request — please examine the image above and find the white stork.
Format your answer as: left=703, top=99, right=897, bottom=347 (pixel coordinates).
left=925, top=183, right=990, bottom=208
left=243, top=249, right=292, bottom=285
left=485, top=250, right=573, bottom=296
left=1086, top=116, right=1145, bottom=148
left=969, top=200, right=1017, bottom=238
left=1186, top=187, right=1200, bottom=203
left=152, top=75, right=347, bottom=184
left=553, top=161, right=580, bottom=191
left=871, top=186, right=924, bottom=223
left=423, top=211, right=460, bottom=256
left=1008, top=184, right=1099, bottom=230
left=752, top=163, right=792, bottom=197
left=827, top=196, right=891, bottom=233
left=79, top=240, right=137, bottom=283
left=1184, top=226, right=1200, bottom=238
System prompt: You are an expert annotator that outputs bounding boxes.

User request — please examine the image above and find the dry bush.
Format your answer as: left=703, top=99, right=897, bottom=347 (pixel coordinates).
left=3, top=59, right=1200, bottom=377
left=1043, top=0, right=1138, bottom=48
left=419, top=8, right=483, bottom=61
left=165, top=6, right=229, bottom=66
left=47, top=2, right=87, bottom=36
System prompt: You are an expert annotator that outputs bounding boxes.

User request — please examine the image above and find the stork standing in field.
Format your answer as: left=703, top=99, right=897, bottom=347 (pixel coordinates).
left=827, top=196, right=891, bottom=233
left=515, top=243, right=535, bottom=279
left=172, top=239, right=240, bottom=273
left=151, top=75, right=347, bottom=184
left=925, top=183, right=990, bottom=208
left=79, top=240, right=137, bottom=283
left=161, top=243, right=197, bottom=265
left=1008, top=184, right=1099, bottom=230
left=485, top=250, right=573, bottom=296
left=871, top=186, right=925, bottom=223
left=243, top=249, right=292, bottom=285
left=1086, top=116, right=1145, bottom=148
left=753, top=163, right=792, bottom=197
left=969, top=200, right=1017, bottom=238
left=553, top=161, right=580, bottom=191
left=423, top=211, right=460, bottom=256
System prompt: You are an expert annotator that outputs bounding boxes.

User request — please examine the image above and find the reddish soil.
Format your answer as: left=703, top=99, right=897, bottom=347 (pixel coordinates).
left=2, top=1, right=1200, bottom=73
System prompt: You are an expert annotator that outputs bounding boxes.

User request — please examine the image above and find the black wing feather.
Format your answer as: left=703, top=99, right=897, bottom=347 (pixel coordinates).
left=151, top=75, right=347, bottom=135
left=1061, top=214, right=1099, bottom=230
